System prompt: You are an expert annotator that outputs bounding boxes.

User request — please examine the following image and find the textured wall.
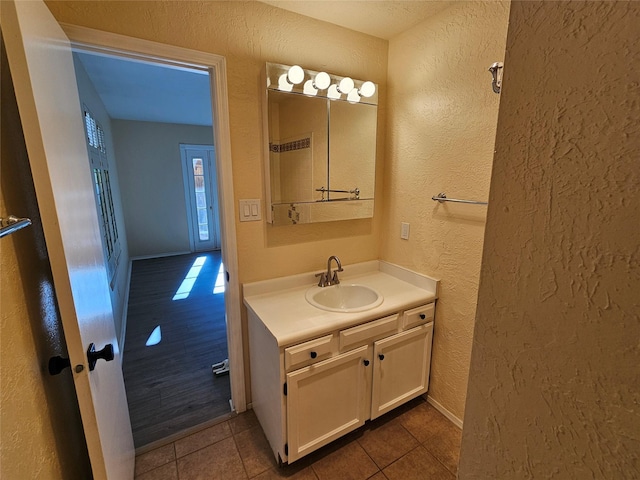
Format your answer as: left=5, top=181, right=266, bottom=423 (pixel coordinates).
left=46, top=0, right=388, bottom=282
left=1, top=40, right=91, bottom=480
left=459, top=2, right=640, bottom=478
left=111, top=119, right=214, bottom=258
left=383, top=1, right=510, bottom=419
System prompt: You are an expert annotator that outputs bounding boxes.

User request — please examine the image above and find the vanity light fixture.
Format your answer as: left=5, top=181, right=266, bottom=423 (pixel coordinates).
left=267, top=62, right=378, bottom=104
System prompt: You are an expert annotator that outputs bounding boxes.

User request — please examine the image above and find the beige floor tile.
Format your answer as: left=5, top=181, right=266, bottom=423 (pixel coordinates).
left=135, top=461, right=178, bottom=480
left=235, top=425, right=278, bottom=477
left=174, top=421, right=233, bottom=458
left=358, top=419, right=419, bottom=469
left=367, top=473, right=388, bottom=480
left=398, top=403, right=454, bottom=444
left=134, top=443, right=176, bottom=476
left=383, top=446, right=453, bottom=480
left=311, top=441, right=379, bottom=480
left=177, top=436, right=248, bottom=480
left=229, top=409, right=260, bottom=435
left=251, top=465, right=319, bottom=480
left=422, top=423, right=462, bottom=475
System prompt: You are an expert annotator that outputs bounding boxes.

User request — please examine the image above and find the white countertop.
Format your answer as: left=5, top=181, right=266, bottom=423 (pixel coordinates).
left=243, top=261, right=439, bottom=346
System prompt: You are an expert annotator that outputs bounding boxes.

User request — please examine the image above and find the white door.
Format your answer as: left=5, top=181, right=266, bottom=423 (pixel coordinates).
left=180, top=144, right=220, bottom=251
left=1, top=1, right=135, bottom=479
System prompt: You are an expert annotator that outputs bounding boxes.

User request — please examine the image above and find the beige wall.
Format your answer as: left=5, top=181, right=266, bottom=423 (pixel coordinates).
left=111, top=119, right=214, bottom=258
left=383, top=1, right=510, bottom=419
left=46, top=0, right=388, bottom=282
left=1, top=40, right=91, bottom=479
left=459, top=1, right=640, bottom=477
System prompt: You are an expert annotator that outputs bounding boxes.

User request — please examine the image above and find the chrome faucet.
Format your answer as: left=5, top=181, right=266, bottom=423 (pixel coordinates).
left=315, top=255, right=344, bottom=287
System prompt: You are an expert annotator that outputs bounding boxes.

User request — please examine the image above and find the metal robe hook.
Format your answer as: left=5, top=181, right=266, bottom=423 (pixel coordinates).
left=488, top=62, right=504, bottom=94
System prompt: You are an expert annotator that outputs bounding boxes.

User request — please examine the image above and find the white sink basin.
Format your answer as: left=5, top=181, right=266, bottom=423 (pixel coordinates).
left=305, top=284, right=383, bottom=313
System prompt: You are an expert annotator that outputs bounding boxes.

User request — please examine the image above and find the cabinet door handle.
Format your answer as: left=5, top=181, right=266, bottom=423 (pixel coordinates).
left=378, top=354, right=385, bottom=361
left=419, top=314, right=426, bottom=320
left=363, top=359, right=370, bottom=366
left=310, top=351, right=317, bottom=359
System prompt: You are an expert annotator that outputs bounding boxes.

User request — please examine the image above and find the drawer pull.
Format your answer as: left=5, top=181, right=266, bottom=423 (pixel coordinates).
left=310, top=351, right=317, bottom=359
left=378, top=354, right=385, bottom=361
left=363, top=359, right=370, bottom=366
left=419, top=314, right=426, bottom=319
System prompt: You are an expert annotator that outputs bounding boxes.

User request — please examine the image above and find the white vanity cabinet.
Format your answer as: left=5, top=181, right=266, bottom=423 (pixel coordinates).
left=247, top=301, right=435, bottom=465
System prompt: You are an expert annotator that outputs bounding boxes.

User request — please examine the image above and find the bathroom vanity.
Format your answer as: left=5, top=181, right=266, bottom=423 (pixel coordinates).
left=244, top=260, right=439, bottom=464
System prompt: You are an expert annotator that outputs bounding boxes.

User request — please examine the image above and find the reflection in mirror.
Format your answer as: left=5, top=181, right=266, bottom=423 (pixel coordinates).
left=268, top=91, right=327, bottom=205
left=264, top=63, right=378, bottom=226
left=329, top=101, right=377, bottom=202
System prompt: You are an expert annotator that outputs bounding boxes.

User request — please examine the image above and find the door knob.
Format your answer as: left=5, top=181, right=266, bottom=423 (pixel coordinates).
left=48, top=355, right=71, bottom=375
left=87, top=343, right=114, bottom=371
left=378, top=354, right=385, bottom=361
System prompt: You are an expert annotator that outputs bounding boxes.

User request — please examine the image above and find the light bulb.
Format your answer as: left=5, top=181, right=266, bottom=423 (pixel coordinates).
left=303, top=80, right=318, bottom=96
left=327, top=84, right=341, bottom=99
left=287, top=65, right=305, bottom=85
left=278, top=74, right=293, bottom=92
left=337, top=77, right=354, bottom=94
left=313, top=72, right=331, bottom=90
left=359, top=81, right=376, bottom=98
left=347, top=89, right=361, bottom=103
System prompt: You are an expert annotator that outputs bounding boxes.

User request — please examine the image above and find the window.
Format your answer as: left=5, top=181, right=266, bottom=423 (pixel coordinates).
left=84, top=108, right=120, bottom=286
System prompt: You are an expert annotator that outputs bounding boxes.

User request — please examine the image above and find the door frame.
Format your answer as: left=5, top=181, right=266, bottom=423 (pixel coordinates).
left=180, top=144, right=220, bottom=252
left=62, top=23, right=246, bottom=413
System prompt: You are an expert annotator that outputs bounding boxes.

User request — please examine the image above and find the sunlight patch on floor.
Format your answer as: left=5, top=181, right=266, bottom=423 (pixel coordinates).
left=213, top=262, right=225, bottom=294
left=173, top=256, right=207, bottom=300
left=145, top=325, right=162, bottom=346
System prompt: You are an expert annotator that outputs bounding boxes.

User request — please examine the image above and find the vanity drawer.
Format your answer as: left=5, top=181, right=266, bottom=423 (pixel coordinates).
left=402, top=303, right=435, bottom=330
left=339, top=314, right=399, bottom=352
left=285, top=334, right=337, bottom=371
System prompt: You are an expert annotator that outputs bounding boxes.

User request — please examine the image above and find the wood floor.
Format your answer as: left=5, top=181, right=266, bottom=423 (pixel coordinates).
left=123, top=251, right=231, bottom=448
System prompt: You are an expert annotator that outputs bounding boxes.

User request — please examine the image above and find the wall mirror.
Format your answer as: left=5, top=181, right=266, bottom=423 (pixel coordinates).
left=263, top=62, right=378, bottom=225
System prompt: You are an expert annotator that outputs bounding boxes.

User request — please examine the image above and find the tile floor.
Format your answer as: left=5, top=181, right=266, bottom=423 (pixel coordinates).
left=134, top=396, right=461, bottom=480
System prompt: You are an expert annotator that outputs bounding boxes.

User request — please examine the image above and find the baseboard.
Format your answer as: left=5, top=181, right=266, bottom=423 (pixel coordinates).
left=426, top=395, right=463, bottom=429
left=130, top=250, right=191, bottom=261
left=118, top=259, right=132, bottom=365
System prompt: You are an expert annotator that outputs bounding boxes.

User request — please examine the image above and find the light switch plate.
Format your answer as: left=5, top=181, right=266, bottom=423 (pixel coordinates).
left=239, top=199, right=262, bottom=222
left=401, top=222, right=410, bottom=240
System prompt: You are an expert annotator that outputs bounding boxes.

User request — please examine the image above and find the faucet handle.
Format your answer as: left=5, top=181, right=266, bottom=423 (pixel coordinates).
left=315, top=271, right=328, bottom=287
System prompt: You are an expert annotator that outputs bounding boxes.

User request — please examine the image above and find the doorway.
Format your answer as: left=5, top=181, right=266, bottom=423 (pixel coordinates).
left=66, top=26, right=245, bottom=448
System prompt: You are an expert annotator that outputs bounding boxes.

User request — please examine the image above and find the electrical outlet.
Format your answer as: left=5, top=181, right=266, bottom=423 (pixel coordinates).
left=401, top=222, right=410, bottom=240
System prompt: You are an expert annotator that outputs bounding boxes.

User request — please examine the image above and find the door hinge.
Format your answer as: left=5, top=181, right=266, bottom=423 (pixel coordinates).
left=283, top=382, right=287, bottom=396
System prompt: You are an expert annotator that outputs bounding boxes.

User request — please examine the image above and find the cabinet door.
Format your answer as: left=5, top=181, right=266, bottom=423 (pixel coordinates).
left=286, top=345, right=372, bottom=462
left=371, top=323, right=434, bottom=420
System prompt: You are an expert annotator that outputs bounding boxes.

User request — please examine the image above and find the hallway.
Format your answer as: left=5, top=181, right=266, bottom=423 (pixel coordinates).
left=123, top=251, right=231, bottom=447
